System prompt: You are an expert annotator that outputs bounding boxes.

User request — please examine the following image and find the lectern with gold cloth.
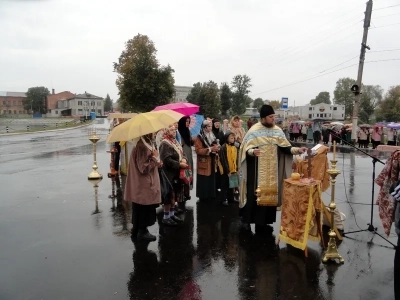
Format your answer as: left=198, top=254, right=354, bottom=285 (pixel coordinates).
left=278, top=178, right=324, bottom=256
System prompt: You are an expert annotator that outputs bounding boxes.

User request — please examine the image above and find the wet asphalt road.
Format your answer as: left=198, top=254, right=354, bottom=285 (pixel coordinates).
left=0, top=119, right=397, bottom=300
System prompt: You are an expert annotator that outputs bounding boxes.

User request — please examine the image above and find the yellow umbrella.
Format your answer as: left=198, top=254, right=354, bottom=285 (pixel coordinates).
left=106, top=110, right=184, bottom=143
left=106, top=113, right=137, bottom=120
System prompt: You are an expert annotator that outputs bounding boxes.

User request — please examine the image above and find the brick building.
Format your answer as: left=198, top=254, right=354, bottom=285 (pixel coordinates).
left=46, top=89, right=75, bottom=115
left=48, top=92, right=104, bottom=117
left=0, top=91, right=27, bottom=115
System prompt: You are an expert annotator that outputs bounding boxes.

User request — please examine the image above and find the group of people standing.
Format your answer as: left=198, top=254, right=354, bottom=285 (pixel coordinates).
left=288, top=122, right=326, bottom=144
left=123, top=115, right=247, bottom=242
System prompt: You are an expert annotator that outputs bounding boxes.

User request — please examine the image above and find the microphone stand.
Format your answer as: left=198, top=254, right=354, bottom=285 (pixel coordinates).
left=327, top=129, right=396, bottom=248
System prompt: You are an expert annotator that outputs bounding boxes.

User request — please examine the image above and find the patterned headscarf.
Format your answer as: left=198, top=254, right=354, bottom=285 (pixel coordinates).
left=160, top=125, right=184, bottom=161
left=199, top=120, right=216, bottom=147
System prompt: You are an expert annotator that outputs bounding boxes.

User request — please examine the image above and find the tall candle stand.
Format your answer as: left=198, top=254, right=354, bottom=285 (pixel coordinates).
left=322, top=141, right=344, bottom=264
left=88, top=128, right=103, bottom=180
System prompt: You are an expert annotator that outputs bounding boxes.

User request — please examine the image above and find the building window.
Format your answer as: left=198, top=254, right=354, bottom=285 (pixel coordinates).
left=330, top=107, right=332, bottom=110
left=342, top=114, right=344, bottom=117
left=78, top=101, right=82, bottom=106
left=97, top=102, right=101, bottom=106
left=78, top=109, right=83, bottom=115
left=309, top=107, right=312, bottom=111
left=3, top=100, right=5, bottom=105
left=55, top=111, right=58, bottom=114
left=97, top=109, right=102, bottom=115
left=333, top=107, right=337, bottom=110
left=91, top=101, right=95, bottom=106
left=342, top=106, right=344, bottom=110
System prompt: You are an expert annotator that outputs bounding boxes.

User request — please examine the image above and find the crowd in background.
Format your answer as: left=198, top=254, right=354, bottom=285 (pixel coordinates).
left=286, top=122, right=399, bottom=149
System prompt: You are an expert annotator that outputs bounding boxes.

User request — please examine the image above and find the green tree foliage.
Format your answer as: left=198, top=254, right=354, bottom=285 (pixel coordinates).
left=375, top=86, right=400, bottom=122
left=359, top=85, right=383, bottom=123
left=23, top=86, right=50, bottom=114
left=333, top=77, right=356, bottom=118
left=198, top=81, right=221, bottom=118
left=231, top=74, right=252, bottom=115
left=186, top=82, right=203, bottom=105
left=113, top=34, right=175, bottom=112
left=245, top=96, right=253, bottom=108
left=253, top=98, right=264, bottom=110
left=220, top=82, right=232, bottom=116
left=269, top=100, right=281, bottom=110
left=104, top=94, right=113, bottom=112
left=310, top=91, right=331, bottom=105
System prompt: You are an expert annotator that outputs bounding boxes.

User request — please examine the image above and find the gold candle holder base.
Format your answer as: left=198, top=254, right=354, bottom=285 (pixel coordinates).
left=322, top=141, right=344, bottom=264
left=322, top=230, right=344, bottom=263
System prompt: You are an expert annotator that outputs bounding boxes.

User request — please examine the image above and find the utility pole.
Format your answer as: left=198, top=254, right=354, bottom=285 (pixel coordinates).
left=351, top=0, right=373, bottom=142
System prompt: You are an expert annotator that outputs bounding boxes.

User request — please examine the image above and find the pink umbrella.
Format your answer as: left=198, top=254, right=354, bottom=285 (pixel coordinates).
left=153, top=102, right=199, bottom=116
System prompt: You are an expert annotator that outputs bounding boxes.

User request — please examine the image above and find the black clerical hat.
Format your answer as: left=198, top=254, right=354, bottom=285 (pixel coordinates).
left=260, top=105, right=275, bottom=118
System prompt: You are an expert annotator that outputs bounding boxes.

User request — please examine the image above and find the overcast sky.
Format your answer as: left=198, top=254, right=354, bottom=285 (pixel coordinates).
left=1, top=0, right=399, bottom=106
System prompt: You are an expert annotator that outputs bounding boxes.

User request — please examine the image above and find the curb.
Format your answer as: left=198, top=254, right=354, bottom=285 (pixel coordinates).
left=0, top=121, right=94, bottom=136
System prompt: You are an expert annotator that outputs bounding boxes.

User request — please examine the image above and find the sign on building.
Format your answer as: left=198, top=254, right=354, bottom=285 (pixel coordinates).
left=281, top=97, right=288, bottom=109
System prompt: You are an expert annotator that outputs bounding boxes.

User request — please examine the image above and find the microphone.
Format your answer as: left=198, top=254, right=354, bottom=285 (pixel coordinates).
left=216, top=139, right=220, bottom=146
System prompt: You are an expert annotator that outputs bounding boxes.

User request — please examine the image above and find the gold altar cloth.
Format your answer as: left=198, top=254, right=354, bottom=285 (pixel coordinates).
left=279, top=179, right=322, bottom=250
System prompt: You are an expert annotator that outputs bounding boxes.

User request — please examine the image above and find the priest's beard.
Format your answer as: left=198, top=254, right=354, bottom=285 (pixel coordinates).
left=261, top=121, right=274, bottom=128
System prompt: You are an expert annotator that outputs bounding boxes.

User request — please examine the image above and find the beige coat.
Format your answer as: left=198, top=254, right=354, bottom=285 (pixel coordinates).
left=124, top=140, right=161, bottom=205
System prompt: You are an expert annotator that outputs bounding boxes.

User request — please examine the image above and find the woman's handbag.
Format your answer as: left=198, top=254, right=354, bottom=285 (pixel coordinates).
left=180, top=166, right=193, bottom=185
left=229, top=173, right=239, bottom=188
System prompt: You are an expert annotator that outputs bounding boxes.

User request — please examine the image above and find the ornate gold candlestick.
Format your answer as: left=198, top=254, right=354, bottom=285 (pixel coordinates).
left=322, top=141, right=344, bottom=264
left=88, top=128, right=103, bottom=180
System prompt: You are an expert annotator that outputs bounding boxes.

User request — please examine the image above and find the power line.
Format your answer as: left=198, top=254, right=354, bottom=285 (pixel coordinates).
left=319, top=55, right=359, bottom=73
left=370, top=48, right=400, bottom=52
left=250, top=11, right=364, bottom=69
left=370, top=22, right=400, bottom=29
left=373, top=12, right=400, bottom=19
left=252, top=58, right=400, bottom=96
left=373, top=4, right=400, bottom=10
left=260, top=20, right=363, bottom=69
left=252, top=64, right=358, bottom=96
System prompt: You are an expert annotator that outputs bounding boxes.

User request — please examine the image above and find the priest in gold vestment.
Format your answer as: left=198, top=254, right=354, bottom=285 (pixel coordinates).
left=239, top=105, right=307, bottom=232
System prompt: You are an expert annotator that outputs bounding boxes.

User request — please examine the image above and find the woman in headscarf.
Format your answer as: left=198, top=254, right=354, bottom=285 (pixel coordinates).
left=228, top=115, right=246, bottom=146
left=212, top=118, right=225, bottom=145
left=124, top=133, right=162, bottom=242
left=159, top=125, right=188, bottom=226
left=195, top=120, right=220, bottom=202
left=178, top=116, right=194, bottom=200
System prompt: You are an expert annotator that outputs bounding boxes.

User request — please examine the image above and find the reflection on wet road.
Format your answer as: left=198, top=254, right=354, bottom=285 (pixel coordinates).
left=0, top=120, right=397, bottom=300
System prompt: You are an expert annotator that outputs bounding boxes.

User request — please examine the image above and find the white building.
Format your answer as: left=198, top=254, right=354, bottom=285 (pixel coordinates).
left=245, top=103, right=345, bottom=121
left=292, top=103, right=345, bottom=120
left=48, top=92, right=104, bottom=117
left=173, top=86, right=192, bottom=102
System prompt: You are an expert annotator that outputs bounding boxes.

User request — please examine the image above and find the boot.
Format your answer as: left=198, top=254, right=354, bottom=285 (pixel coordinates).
left=137, top=228, right=156, bottom=242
